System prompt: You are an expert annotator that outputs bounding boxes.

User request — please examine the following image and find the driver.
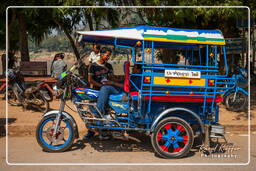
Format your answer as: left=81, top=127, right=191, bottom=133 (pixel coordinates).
left=84, top=50, right=142, bottom=140
left=88, top=48, right=123, bottom=119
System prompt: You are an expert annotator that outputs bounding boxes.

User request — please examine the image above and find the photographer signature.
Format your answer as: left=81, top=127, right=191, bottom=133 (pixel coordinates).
left=197, top=143, right=240, bottom=155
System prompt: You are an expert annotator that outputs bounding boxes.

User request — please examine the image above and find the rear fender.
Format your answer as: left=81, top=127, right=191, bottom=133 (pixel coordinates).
left=236, top=87, right=248, bottom=96
left=223, top=89, right=235, bottom=98
left=42, top=110, right=79, bottom=139
left=39, top=89, right=52, bottom=101
left=150, top=107, right=205, bottom=134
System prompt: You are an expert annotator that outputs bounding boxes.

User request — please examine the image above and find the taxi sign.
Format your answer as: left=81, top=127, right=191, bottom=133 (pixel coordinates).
left=164, top=70, right=201, bottom=78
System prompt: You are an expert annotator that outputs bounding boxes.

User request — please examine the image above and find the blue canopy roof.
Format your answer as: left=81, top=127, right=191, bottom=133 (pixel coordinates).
left=77, top=25, right=225, bottom=47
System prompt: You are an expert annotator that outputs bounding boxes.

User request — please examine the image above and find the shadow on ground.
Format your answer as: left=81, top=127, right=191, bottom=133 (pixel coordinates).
left=0, top=118, right=16, bottom=137
left=70, top=132, right=197, bottom=159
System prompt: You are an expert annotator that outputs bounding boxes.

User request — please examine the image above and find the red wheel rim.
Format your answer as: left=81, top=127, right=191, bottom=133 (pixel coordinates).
left=156, top=122, right=189, bottom=154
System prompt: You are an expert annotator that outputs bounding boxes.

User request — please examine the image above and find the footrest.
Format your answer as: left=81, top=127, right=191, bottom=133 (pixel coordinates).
left=211, top=125, right=225, bottom=134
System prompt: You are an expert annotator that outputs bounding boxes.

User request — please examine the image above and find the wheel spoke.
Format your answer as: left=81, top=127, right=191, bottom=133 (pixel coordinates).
left=162, top=134, right=169, bottom=140
left=176, top=136, right=184, bottom=142
left=160, top=141, right=171, bottom=152
left=173, top=129, right=180, bottom=136
left=173, top=142, right=182, bottom=153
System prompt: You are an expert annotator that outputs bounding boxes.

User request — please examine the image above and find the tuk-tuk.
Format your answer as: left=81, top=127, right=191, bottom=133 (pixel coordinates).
left=36, top=26, right=235, bottom=159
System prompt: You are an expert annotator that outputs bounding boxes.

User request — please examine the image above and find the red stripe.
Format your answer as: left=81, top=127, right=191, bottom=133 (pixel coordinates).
left=157, top=132, right=162, bottom=141
left=183, top=135, right=188, bottom=144
left=173, top=147, right=182, bottom=152
left=129, top=91, right=223, bottom=103
left=144, top=95, right=223, bottom=103
left=76, top=88, right=88, bottom=90
left=0, top=83, right=6, bottom=91
left=164, top=123, right=172, bottom=130
left=177, top=125, right=185, bottom=132
left=160, top=145, right=168, bottom=152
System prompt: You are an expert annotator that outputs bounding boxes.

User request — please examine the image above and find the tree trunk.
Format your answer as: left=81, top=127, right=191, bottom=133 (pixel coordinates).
left=85, top=13, right=94, bottom=31
left=8, top=9, right=16, bottom=54
left=53, top=19, right=80, bottom=61
left=53, top=18, right=88, bottom=79
left=18, top=13, right=29, bottom=61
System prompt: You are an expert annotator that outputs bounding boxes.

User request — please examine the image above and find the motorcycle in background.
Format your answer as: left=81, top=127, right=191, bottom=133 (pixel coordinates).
left=5, top=68, right=51, bottom=113
left=223, top=66, right=248, bottom=112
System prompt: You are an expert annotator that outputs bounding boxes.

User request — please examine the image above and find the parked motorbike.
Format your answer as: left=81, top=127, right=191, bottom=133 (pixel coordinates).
left=5, top=68, right=51, bottom=113
left=36, top=65, right=84, bottom=152
left=223, top=66, right=248, bottom=112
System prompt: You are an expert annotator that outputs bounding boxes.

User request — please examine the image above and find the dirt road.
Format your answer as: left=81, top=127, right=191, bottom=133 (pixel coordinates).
left=1, top=91, right=256, bottom=170
left=0, top=134, right=255, bottom=170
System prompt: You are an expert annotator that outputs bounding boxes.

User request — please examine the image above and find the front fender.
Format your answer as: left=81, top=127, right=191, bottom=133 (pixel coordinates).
left=150, top=107, right=205, bottom=134
left=42, top=110, right=79, bottom=139
left=223, top=89, right=235, bottom=98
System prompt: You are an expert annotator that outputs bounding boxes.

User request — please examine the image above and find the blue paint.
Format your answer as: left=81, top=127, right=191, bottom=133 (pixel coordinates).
left=39, top=118, right=72, bottom=150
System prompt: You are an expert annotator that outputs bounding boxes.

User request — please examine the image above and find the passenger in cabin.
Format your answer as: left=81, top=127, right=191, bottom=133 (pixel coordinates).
left=88, top=44, right=101, bottom=63
left=177, top=54, right=189, bottom=65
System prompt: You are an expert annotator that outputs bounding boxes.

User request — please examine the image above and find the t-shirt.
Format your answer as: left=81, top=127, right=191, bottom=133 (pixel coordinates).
left=88, top=62, right=113, bottom=84
left=88, top=51, right=100, bottom=63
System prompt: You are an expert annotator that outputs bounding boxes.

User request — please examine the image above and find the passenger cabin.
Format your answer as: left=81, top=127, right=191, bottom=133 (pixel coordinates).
left=77, top=26, right=235, bottom=124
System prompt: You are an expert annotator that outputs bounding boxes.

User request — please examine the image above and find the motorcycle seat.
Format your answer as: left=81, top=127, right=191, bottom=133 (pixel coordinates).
left=109, top=92, right=129, bottom=102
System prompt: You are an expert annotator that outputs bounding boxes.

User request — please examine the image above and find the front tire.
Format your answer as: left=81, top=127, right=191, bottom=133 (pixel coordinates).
left=36, top=114, right=75, bottom=152
left=151, top=117, right=194, bottom=158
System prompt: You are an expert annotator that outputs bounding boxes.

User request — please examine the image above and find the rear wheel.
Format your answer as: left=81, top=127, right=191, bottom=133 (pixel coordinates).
left=29, top=92, right=49, bottom=113
left=6, top=88, right=21, bottom=106
left=36, top=96, right=49, bottom=113
left=151, top=117, right=194, bottom=158
left=225, top=91, right=248, bottom=112
left=36, top=114, right=75, bottom=152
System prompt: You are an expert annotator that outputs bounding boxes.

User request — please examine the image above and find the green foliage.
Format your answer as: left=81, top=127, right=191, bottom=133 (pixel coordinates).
left=29, top=34, right=73, bottom=52
left=0, top=0, right=255, bottom=64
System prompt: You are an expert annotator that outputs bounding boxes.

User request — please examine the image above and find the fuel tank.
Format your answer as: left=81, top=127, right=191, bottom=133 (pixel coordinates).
left=72, top=88, right=99, bottom=101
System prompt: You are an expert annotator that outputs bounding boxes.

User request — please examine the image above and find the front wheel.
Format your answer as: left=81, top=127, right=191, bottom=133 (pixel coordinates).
left=151, top=117, right=194, bottom=158
left=36, top=114, right=75, bottom=152
left=225, top=91, right=248, bottom=112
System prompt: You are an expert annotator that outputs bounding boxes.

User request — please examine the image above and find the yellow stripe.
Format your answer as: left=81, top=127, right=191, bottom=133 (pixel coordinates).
left=153, top=77, right=206, bottom=87
left=144, top=37, right=225, bottom=45
left=76, top=91, right=84, bottom=93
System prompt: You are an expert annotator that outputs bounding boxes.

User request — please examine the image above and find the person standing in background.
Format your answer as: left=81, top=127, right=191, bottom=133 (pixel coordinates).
left=51, top=53, right=67, bottom=78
